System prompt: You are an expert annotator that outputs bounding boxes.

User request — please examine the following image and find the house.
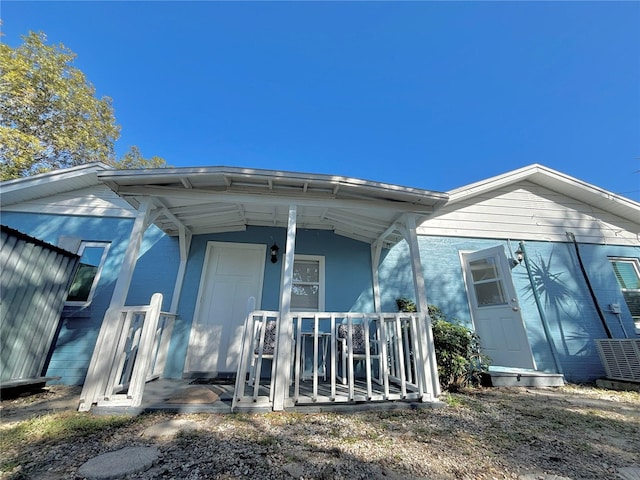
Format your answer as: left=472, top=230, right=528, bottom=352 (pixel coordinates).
left=405, top=164, right=640, bottom=384
left=1, top=163, right=638, bottom=411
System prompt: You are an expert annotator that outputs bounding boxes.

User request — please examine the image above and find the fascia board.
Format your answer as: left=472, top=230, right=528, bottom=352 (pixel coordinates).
left=97, top=166, right=449, bottom=207
left=2, top=162, right=111, bottom=189
left=446, top=164, right=545, bottom=201
left=445, top=163, right=640, bottom=224
left=113, top=184, right=439, bottom=214
left=0, top=162, right=113, bottom=207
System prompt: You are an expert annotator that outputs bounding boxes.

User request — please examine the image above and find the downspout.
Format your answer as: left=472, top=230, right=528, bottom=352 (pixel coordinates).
left=565, top=232, right=612, bottom=338
left=519, top=241, right=563, bottom=375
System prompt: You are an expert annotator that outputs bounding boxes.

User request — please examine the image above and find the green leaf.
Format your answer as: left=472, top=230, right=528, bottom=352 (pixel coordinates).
left=0, top=31, right=120, bottom=180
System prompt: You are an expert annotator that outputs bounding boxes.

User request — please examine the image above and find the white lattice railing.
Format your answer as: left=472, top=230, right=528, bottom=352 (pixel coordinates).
left=233, top=310, right=281, bottom=407
left=79, top=293, right=175, bottom=411
left=233, top=311, right=426, bottom=410
left=104, top=308, right=176, bottom=407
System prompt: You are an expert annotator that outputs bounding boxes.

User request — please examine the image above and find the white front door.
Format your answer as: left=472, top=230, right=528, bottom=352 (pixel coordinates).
left=185, top=242, right=266, bottom=376
left=461, top=246, right=535, bottom=369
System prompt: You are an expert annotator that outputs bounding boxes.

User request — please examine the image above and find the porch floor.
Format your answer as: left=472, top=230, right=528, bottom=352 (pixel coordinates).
left=92, top=377, right=437, bottom=415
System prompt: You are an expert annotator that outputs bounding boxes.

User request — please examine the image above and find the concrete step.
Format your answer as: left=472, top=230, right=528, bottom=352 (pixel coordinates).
left=487, top=367, right=564, bottom=387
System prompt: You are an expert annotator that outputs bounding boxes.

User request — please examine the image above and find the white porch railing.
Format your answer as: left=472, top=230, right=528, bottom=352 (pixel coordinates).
left=79, top=293, right=176, bottom=411
left=233, top=311, right=428, bottom=411
left=233, top=310, right=281, bottom=408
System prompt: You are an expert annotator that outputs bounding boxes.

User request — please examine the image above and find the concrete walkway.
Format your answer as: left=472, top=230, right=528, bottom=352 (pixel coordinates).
left=76, top=447, right=160, bottom=480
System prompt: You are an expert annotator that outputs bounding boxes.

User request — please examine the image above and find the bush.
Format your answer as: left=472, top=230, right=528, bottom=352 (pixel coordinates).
left=396, top=299, right=489, bottom=391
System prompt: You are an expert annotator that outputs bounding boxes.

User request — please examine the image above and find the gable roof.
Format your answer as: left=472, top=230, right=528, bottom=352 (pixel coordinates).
left=0, top=163, right=112, bottom=207
left=97, top=166, right=449, bottom=245
left=446, top=164, right=640, bottom=225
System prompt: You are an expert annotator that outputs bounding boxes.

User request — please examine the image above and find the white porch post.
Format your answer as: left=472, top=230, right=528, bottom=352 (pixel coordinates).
left=401, top=214, right=441, bottom=399
left=272, top=204, right=297, bottom=411
left=78, top=198, right=152, bottom=411
left=371, top=242, right=383, bottom=313
left=111, top=198, right=153, bottom=307
left=169, top=225, right=192, bottom=314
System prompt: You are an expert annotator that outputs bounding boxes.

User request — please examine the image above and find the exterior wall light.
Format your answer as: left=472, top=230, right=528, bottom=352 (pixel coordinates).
left=514, top=246, right=524, bottom=265
left=270, top=243, right=279, bottom=264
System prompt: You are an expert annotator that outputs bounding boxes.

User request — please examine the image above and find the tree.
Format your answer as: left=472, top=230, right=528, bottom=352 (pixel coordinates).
left=0, top=31, right=167, bottom=180
left=111, top=146, right=168, bottom=170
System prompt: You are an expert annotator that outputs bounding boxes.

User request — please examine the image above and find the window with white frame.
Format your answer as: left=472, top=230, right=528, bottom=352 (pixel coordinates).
left=66, top=242, right=110, bottom=305
left=609, top=257, right=640, bottom=335
left=291, top=255, right=325, bottom=312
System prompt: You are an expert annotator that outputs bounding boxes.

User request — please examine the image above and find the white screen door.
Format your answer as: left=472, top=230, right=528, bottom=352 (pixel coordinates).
left=185, top=242, right=266, bottom=376
left=461, top=245, right=535, bottom=369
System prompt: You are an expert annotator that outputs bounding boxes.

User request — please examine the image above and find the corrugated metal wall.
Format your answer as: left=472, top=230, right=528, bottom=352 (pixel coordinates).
left=0, top=225, right=79, bottom=383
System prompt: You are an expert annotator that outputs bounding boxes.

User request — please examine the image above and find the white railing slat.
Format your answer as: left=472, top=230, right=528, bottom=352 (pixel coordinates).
left=233, top=309, right=431, bottom=411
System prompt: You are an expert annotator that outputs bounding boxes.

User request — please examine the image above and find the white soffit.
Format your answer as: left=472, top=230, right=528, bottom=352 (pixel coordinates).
left=97, top=166, right=449, bottom=245
left=446, top=164, right=640, bottom=225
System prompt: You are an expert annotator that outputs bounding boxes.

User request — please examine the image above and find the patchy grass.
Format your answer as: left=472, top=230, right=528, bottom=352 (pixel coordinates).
left=0, top=412, right=135, bottom=450
left=1, top=385, right=639, bottom=480
left=0, top=412, right=139, bottom=474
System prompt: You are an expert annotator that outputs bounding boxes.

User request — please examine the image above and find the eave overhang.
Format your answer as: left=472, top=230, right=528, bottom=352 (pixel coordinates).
left=0, top=163, right=111, bottom=207
left=97, top=166, right=449, bottom=246
left=446, top=164, right=640, bottom=228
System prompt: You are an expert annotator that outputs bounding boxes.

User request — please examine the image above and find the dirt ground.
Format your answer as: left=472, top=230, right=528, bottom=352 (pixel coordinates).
left=1, top=384, right=639, bottom=479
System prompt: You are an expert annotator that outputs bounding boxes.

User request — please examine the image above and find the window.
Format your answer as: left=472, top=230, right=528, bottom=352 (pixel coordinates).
left=469, top=257, right=507, bottom=307
left=290, top=255, right=325, bottom=312
left=609, top=258, right=640, bottom=335
left=66, top=242, right=110, bottom=305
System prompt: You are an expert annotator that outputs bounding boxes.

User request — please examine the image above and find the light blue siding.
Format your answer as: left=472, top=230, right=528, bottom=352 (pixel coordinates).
left=570, top=243, right=640, bottom=339
left=164, top=226, right=374, bottom=378
left=5, top=205, right=635, bottom=386
left=384, top=235, right=639, bottom=383
left=126, top=229, right=180, bottom=309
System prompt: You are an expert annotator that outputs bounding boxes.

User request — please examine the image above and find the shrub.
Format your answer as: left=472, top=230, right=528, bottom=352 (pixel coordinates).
left=396, top=299, right=489, bottom=391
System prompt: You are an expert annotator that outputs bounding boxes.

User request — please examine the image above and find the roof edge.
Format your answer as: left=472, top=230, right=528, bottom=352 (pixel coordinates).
left=1, top=162, right=113, bottom=190
left=97, top=165, right=450, bottom=202
left=449, top=163, right=640, bottom=207
left=443, top=163, right=640, bottom=227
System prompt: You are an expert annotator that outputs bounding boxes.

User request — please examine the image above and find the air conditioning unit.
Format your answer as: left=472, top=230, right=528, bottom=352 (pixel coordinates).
left=596, top=339, right=640, bottom=382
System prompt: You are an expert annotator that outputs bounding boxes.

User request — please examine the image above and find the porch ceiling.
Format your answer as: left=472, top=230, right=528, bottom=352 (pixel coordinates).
left=98, top=166, right=449, bottom=246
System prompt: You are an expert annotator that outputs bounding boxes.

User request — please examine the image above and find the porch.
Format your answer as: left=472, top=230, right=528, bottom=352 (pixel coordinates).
left=232, top=310, right=434, bottom=411
left=93, top=375, right=433, bottom=416
left=79, top=167, right=448, bottom=412
left=80, top=297, right=439, bottom=413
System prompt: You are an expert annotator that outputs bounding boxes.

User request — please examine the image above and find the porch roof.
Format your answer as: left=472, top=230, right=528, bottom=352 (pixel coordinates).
left=98, top=166, right=449, bottom=245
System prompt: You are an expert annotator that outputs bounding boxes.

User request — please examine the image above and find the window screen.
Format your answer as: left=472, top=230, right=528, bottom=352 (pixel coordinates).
left=291, top=257, right=324, bottom=312
left=67, top=242, right=109, bottom=304
left=609, top=258, right=640, bottom=334
left=469, top=257, right=507, bottom=307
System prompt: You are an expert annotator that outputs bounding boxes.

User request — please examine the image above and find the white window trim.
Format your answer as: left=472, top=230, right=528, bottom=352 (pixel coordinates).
left=65, top=241, right=110, bottom=307
left=609, top=257, right=640, bottom=335
left=290, top=254, right=325, bottom=312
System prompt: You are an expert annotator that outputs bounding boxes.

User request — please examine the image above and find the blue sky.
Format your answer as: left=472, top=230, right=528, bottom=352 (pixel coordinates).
left=2, top=1, right=639, bottom=200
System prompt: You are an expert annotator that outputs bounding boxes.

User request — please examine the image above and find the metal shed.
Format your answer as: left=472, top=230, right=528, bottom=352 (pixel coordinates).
left=0, top=225, right=79, bottom=387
